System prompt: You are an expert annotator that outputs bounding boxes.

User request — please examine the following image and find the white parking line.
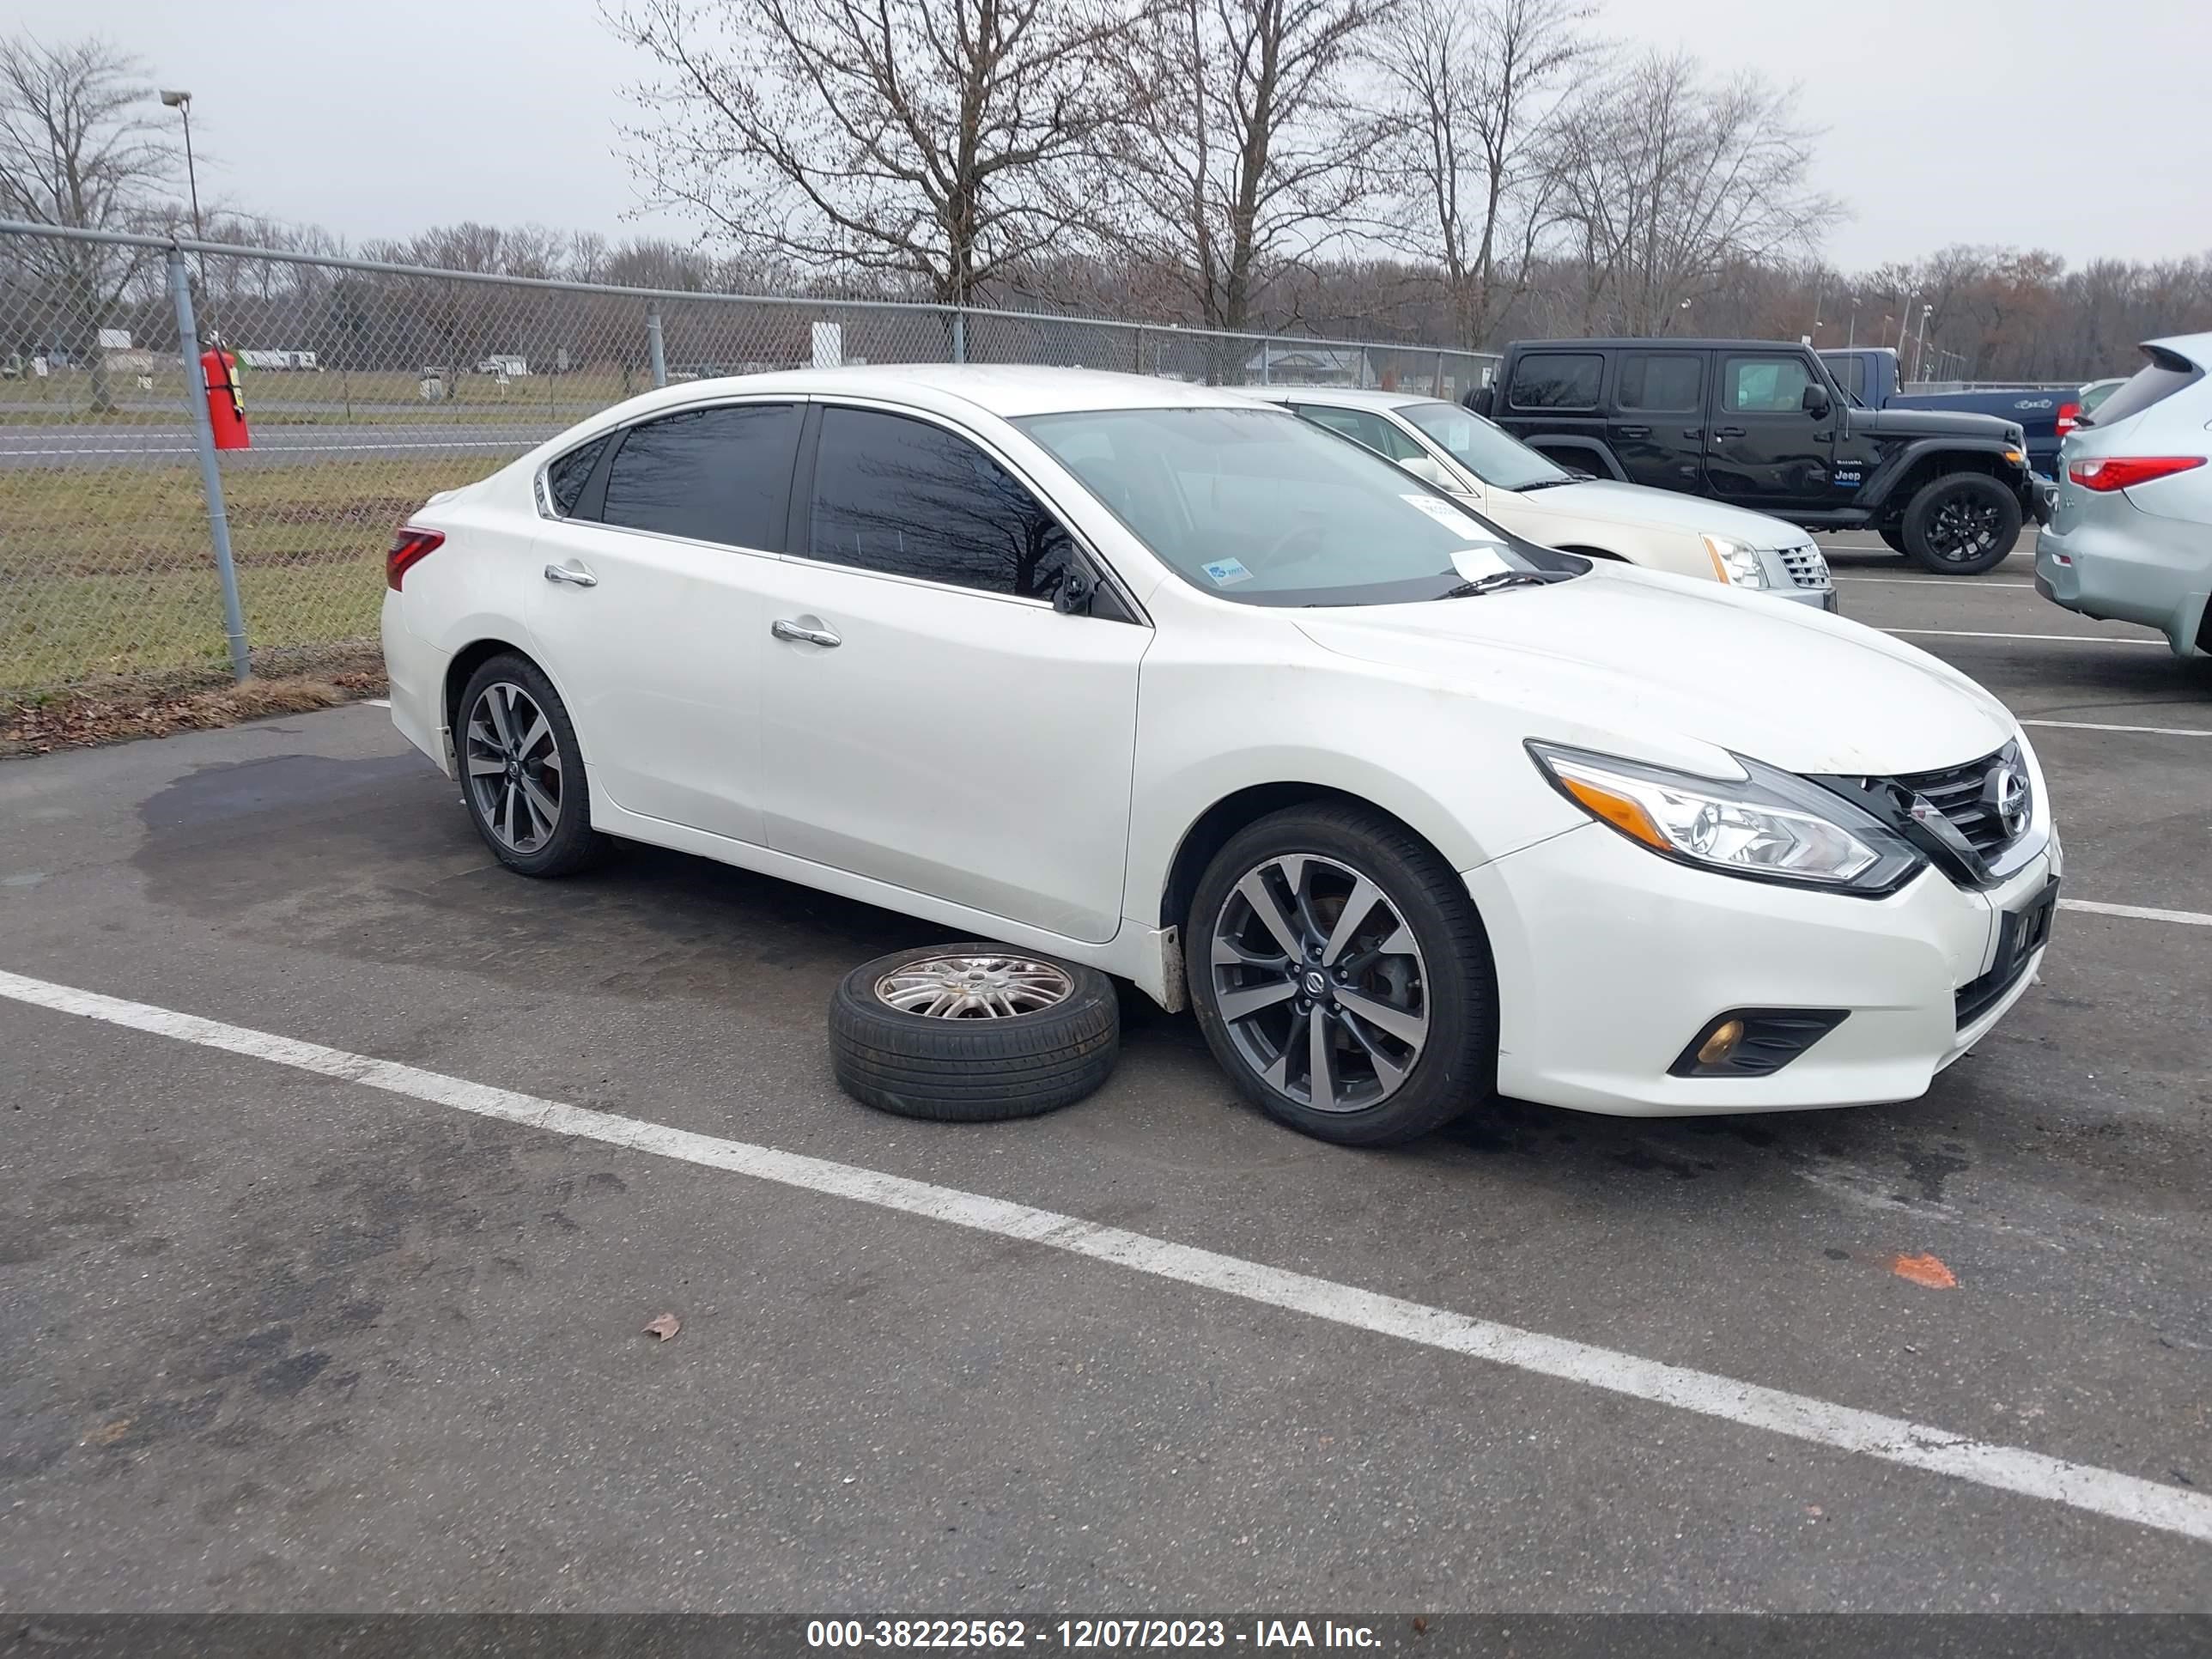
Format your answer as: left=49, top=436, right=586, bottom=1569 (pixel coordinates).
left=362, top=698, right=392, bottom=708
left=3, top=965, right=2209, bottom=1548
left=1835, top=576, right=2038, bottom=589
left=1882, top=629, right=2162, bottom=646
left=2060, top=899, right=2212, bottom=927
left=2021, top=719, right=2212, bottom=738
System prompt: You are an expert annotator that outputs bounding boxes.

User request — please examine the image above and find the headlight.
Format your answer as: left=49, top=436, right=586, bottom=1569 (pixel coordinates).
left=1702, top=534, right=1770, bottom=587
left=1527, top=742, right=1925, bottom=895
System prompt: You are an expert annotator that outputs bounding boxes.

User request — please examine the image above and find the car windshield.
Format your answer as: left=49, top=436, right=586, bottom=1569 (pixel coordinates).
left=1017, top=405, right=1580, bottom=607
left=1393, top=401, right=1574, bottom=492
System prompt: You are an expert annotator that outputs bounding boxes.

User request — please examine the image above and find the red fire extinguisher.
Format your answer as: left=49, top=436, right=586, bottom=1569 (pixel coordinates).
left=200, top=336, right=250, bottom=450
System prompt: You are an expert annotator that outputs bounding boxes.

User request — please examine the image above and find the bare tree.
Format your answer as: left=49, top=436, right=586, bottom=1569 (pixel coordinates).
left=1108, top=0, right=1395, bottom=362
left=1373, top=0, right=1595, bottom=349
left=0, top=33, right=178, bottom=410
left=1552, top=51, right=1840, bottom=336
left=605, top=0, right=1146, bottom=307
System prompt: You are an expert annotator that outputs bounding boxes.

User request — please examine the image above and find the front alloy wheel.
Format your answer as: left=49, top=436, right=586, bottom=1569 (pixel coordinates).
left=1188, top=804, right=1497, bottom=1146
left=1211, top=854, right=1429, bottom=1115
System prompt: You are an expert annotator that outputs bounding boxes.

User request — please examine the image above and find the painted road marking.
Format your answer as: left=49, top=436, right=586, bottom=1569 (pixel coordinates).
left=1835, top=576, right=2037, bottom=589
left=3, top=967, right=2209, bottom=1547
left=2060, top=899, right=2212, bottom=928
left=1882, top=629, right=2162, bottom=646
left=362, top=698, right=392, bottom=708
left=2021, top=719, right=2211, bottom=738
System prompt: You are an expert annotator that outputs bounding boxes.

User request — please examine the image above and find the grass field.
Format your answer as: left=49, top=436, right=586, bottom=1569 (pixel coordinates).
left=1, top=454, right=499, bottom=696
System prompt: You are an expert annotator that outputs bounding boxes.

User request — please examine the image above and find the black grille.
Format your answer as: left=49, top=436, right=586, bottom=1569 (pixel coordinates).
left=1956, top=948, right=2033, bottom=1029
left=1894, top=753, right=2010, bottom=856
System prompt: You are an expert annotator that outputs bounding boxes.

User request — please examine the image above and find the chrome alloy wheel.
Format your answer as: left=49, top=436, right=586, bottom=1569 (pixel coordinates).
left=875, top=955, right=1076, bottom=1019
left=463, top=681, right=563, bottom=854
left=1210, top=854, right=1429, bottom=1114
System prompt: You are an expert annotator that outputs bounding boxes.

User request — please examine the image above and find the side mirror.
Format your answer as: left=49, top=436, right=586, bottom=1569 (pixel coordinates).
left=1052, top=566, right=1096, bottom=616
left=1399, top=453, right=1449, bottom=487
left=1802, top=384, right=1832, bottom=416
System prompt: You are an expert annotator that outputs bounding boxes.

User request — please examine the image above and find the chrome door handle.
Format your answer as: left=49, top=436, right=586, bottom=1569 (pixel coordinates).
left=771, top=618, right=842, bottom=647
left=543, top=563, right=597, bottom=587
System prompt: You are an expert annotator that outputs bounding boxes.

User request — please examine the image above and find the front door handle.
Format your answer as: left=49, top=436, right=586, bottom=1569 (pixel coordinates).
left=1613, top=424, right=1650, bottom=440
left=771, top=618, right=842, bottom=648
left=542, top=562, right=597, bottom=587
left=1713, top=425, right=1747, bottom=439
left=1682, top=428, right=1704, bottom=439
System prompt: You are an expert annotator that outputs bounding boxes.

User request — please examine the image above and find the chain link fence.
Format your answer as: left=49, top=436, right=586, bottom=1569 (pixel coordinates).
left=1, top=221, right=1498, bottom=705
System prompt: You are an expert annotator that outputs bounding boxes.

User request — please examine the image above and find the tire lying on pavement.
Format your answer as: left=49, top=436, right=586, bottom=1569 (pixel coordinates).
left=829, top=943, right=1121, bottom=1121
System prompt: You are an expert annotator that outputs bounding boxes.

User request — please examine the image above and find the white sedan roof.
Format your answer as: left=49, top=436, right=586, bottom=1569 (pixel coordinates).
left=1239, top=385, right=1455, bottom=412
left=628, top=363, right=1276, bottom=421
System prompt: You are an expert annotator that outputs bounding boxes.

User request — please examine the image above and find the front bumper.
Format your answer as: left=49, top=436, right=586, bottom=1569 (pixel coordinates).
left=1465, top=823, right=2053, bottom=1115
left=2036, top=507, right=2209, bottom=658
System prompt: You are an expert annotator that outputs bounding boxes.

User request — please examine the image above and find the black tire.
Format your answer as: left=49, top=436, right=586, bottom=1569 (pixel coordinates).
left=454, top=653, right=610, bottom=878
left=1185, top=803, right=1498, bottom=1148
left=829, top=943, right=1120, bottom=1122
left=1901, top=472, right=2022, bottom=574
left=1877, top=521, right=1911, bottom=556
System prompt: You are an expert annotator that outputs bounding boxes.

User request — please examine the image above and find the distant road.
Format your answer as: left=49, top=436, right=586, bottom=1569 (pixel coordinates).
left=0, top=422, right=563, bottom=470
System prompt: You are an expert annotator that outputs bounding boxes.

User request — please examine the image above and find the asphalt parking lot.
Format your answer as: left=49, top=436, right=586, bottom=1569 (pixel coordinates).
left=3, top=530, right=2209, bottom=1614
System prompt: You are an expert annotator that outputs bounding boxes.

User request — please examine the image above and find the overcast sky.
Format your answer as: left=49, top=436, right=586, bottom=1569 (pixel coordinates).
left=19, top=0, right=2212, bottom=271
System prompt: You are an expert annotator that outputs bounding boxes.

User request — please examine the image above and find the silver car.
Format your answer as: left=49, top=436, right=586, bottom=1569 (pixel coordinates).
left=2037, top=333, right=2212, bottom=657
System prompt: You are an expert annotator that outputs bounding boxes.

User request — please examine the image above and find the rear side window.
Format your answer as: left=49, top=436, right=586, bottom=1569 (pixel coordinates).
left=2088, top=354, right=2204, bottom=428
left=1822, top=355, right=1868, bottom=401
left=544, top=435, right=608, bottom=516
left=808, top=406, right=1074, bottom=601
left=1295, top=405, right=1426, bottom=461
left=1613, top=353, right=1703, bottom=413
left=1508, top=353, right=1602, bottom=410
left=1722, top=355, right=1816, bottom=413
left=599, top=403, right=801, bottom=547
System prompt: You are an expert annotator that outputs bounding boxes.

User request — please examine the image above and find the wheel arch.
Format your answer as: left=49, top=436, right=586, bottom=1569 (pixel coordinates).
left=1158, top=781, right=1463, bottom=933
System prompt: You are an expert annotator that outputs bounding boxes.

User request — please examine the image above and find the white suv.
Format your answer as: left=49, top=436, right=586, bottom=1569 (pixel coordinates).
left=383, top=366, right=2054, bottom=1146
left=1246, top=386, right=1835, bottom=609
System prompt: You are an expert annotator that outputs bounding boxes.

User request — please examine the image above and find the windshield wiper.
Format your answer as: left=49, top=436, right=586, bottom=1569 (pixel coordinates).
left=1513, top=477, right=1578, bottom=491
left=1435, top=570, right=1573, bottom=599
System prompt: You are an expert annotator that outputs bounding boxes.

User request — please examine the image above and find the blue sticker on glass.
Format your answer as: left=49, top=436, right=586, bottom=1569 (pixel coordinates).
left=1202, top=557, right=1254, bottom=586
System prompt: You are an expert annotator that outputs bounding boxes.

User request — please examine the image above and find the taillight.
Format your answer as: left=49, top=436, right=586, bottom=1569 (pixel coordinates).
left=2054, top=401, right=2081, bottom=436
left=2066, top=456, right=2207, bottom=492
left=386, top=526, right=445, bottom=590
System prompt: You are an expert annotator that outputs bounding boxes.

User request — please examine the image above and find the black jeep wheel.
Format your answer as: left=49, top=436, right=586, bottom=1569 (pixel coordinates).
left=1901, top=473, right=2022, bottom=575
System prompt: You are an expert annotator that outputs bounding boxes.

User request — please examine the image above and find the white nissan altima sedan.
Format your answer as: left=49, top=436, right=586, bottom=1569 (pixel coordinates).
left=381, top=365, right=2059, bottom=1146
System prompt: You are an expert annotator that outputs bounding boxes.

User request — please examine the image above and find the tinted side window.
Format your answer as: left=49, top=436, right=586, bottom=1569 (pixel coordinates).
left=1613, top=353, right=1703, bottom=413
left=1509, top=353, right=1602, bottom=410
left=809, top=407, right=1073, bottom=600
left=1723, top=355, right=1815, bottom=413
left=599, top=403, right=801, bottom=547
left=545, top=434, right=609, bottom=517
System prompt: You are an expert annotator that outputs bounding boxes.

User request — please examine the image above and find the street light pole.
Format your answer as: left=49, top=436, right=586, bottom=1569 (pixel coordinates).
left=1846, top=296, right=1860, bottom=349
left=158, top=90, right=210, bottom=314
left=1912, top=303, right=1933, bottom=383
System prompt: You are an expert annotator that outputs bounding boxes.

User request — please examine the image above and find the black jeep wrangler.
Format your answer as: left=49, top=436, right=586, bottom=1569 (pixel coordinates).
left=1470, top=339, right=2049, bottom=575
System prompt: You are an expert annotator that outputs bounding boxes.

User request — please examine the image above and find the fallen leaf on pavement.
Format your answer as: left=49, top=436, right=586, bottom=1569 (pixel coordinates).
left=1890, top=1253, right=1957, bottom=1289
left=641, top=1313, right=682, bottom=1341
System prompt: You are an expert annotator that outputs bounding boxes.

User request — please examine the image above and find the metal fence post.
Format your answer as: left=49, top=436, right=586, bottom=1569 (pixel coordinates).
left=1133, top=327, right=1144, bottom=374
left=1261, top=341, right=1270, bottom=385
left=951, top=309, right=967, bottom=364
left=646, top=310, right=667, bottom=388
left=167, top=248, right=251, bottom=684
left=1435, top=351, right=1446, bottom=398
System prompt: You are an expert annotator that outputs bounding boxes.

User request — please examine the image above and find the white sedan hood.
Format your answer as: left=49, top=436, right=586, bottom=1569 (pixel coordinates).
left=1510, top=478, right=1806, bottom=545
left=1297, top=562, right=2014, bottom=778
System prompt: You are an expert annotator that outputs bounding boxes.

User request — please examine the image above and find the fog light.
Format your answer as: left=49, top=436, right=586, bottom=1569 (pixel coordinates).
left=1669, top=1009, right=1850, bottom=1078
left=1696, top=1018, right=1746, bottom=1066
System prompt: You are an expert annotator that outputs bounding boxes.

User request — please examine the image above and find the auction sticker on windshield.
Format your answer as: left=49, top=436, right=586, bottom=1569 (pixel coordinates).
left=1449, top=544, right=1512, bottom=583
left=1201, top=557, right=1254, bottom=586
left=1401, top=493, right=1489, bottom=537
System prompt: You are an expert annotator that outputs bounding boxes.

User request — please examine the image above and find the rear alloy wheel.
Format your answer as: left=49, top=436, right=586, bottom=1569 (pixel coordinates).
left=829, top=943, right=1120, bottom=1122
left=1901, top=472, right=2022, bottom=574
left=1188, top=805, right=1496, bottom=1146
left=456, top=654, right=608, bottom=877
